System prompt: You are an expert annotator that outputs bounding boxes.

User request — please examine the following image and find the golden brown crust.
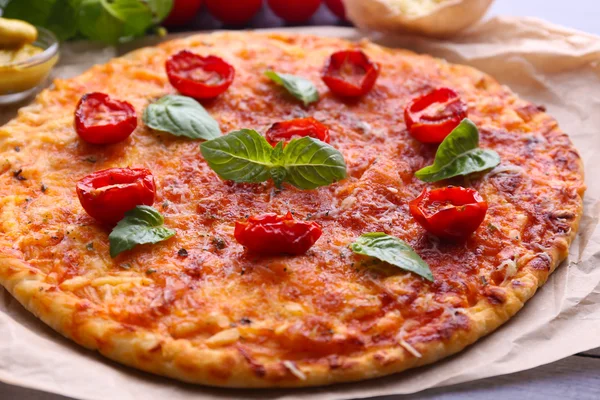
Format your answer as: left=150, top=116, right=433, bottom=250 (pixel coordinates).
left=0, top=31, right=585, bottom=387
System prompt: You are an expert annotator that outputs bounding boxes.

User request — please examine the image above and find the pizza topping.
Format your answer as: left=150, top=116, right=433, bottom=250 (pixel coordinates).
left=234, top=212, right=322, bottom=255
left=76, top=168, right=156, bottom=226
left=109, top=205, right=175, bottom=258
left=200, top=129, right=346, bottom=189
left=265, top=117, right=330, bottom=147
left=75, top=92, right=137, bottom=145
left=410, top=186, right=488, bottom=241
left=415, top=118, right=500, bottom=182
left=405, top=87, right=468, bottom=143
left=143, top=94, right=221, bottom=140
left=264, top=70, right=319, bottom=106
left=166, top=50, right=235, bottom=99
left=321, top=50, right=380, bottom=97
left=350, top=232, right=433, bottom=281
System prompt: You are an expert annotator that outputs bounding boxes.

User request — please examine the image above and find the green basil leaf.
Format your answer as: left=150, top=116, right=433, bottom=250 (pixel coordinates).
left=264, top=70, right=319, bottom=106
left=145, top=0, right=173, bottom=22
left=78, top=0, right=162, bottom=44
left=109, top=206, right=175, bottom=258
left=350, top=233, right=433, bottom=281
left=200, top=130, right=347, bottom=189
left=143, top=95, right=221, bottom=140
left=415, top=118, right=500, bottom=182
left=200, top=129, right=274, bottom=183
left=281, top=137, right=347, bottom=190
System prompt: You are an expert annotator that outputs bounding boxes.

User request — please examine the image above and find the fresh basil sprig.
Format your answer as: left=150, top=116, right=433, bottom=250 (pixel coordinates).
left=264, top=70, right=319, bottom=106
left=109, top=206, right=175, bottom=258
left=350, top=232, right=433, bottom=281
left=143, top=95, right=221, bottom=140
left=200, top=129, right=346, bottom=190
left=415, top=118, right=500, bottom=182
left=2, top=0, right=173, bottom=43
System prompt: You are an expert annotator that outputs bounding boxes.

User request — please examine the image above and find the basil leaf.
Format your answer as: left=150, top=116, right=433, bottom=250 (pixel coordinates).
left=2, top=0, right=172, bottom=43
left=145, top=0, right=173, bottom=22
left=200, top=129, right=274, bottom=183
left=109, top=206, right=175, bottom=258
left=78, top=0, right=154, bottom=44
left=415, top=118, right=500, bottom=182
left=282, top=137, right=347, bottom=190
left=143, top=95, right=221, bottom=140
left=350, top=233, right=433, bottom=281
left=200, top=130, right=347, bottom=189
left=264, top=70, right=319, bottom=106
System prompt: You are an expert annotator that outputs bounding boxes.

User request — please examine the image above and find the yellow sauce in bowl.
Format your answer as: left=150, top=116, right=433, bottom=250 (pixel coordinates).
left=0, top=43, right=58, bottom=95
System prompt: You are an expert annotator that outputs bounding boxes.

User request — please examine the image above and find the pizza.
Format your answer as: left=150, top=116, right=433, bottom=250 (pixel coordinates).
left=0, top=31, right=585, bottom=388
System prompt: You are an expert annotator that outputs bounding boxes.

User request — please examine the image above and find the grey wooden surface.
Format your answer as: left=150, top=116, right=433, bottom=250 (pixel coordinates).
left=1, top=0, right=600, bottom=399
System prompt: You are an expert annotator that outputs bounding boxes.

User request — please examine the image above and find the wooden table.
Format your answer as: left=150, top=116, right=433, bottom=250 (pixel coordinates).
left=2, top=1, right=600, bottom=399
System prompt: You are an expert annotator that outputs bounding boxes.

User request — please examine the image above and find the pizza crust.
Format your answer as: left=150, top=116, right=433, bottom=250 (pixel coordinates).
left=0, top=32, right=585, bottom=387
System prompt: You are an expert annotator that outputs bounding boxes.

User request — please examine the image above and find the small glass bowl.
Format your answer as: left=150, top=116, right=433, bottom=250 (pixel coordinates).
left=0, top=26, right=59, bottom=105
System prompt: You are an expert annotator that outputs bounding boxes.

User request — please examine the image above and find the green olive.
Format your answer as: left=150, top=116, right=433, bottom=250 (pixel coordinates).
left=0, top=18, right=38, bottom=48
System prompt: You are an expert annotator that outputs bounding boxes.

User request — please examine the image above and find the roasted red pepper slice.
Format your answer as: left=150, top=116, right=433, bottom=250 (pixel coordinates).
left=234, top=212, right=322, bottom=255
left=321, top=50, right=380, bottom=97
left=75, top=92, right=137, bottom=145
left=265, top=117, right=330, bottom=147
left=77, top=168, right=156, bottom=226
left=410, top=186, right=487, bottom=240
left=404, top=87, right=467, bottom=144
left=166, top=50, right=235, bottom=99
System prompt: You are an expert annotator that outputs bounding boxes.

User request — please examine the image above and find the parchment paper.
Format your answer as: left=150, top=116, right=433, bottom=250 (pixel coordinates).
left=1, top=16, right=600, bottom=400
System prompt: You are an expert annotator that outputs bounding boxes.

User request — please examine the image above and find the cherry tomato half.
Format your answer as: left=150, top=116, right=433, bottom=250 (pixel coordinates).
left=325, top=0, right=346, bottom=20
left=235, top=212, right=322, bottom=255
left=404, top=87, right=468, bottom=144
left=267, top=0, right=321, bottom=23
left=75, top=92, right=137, bottom=145
left=166, top=50, right=235, bottom=100
left=410, top=186, right=488, bottom=241
left=206, top=0, right=262, bottom=25
left=265, top=117, right=330, bottom=147
left=321, top=50, right=380, bottom=97
left=77, top=168, right=156, bottom=226
left=163, top=0, right=204, bottom=27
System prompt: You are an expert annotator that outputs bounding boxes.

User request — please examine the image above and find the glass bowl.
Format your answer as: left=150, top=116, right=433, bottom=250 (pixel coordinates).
left=0, top=26, right=59, bottom=105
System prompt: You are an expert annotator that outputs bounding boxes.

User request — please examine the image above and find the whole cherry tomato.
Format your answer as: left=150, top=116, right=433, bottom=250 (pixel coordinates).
left=321, top=50, right=380, bottom=97
left=267, top=0, right=321, bottom=23
left=75, top=92, right=137, bottom=145
left=266, top=117, right=330, bottom=147
left=235, top=212, right=322, bottom=255
left=404, top=87, right=468, bottom=144
left=206, top=0, right=263, bottom=25
left=325, top=0, right=346, bottom=20
left=77, top=168, right=156, bottom=226
left=163, top=0, right=204, bottom=27
left=410, top=186, right=488, bottom=241
left=166, top=50, right=235, bottom=100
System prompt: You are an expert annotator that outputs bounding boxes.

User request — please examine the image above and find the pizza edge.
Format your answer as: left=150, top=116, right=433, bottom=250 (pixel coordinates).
left=0, top=32, right=586, bottom=388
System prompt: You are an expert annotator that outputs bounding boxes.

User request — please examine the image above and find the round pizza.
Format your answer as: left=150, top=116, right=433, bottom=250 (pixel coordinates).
left=0, top=32, right=585, bottom=387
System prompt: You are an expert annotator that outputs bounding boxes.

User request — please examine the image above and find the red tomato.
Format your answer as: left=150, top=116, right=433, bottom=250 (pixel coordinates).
left=404, top=87, right=468, bottom=144
left=74, top=92, right=137, bottom=145
left=265, top=117, right=330, bottom=147
left=410, top=186, right=488, bottom=241
left=163, top=0, right=204, bottom=27
left=321, top=50, right=380, bottom=97
left=235, top=212, right=322, bottom=255
left=325, top=0, right=345, bottom=19
left=77, top=168, right=156, bottom=226
left=166, top=50, right=235, bottom=100
left=206, top=0, right=262, bottom=25
left=267, top=0, right=321, bottom=23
